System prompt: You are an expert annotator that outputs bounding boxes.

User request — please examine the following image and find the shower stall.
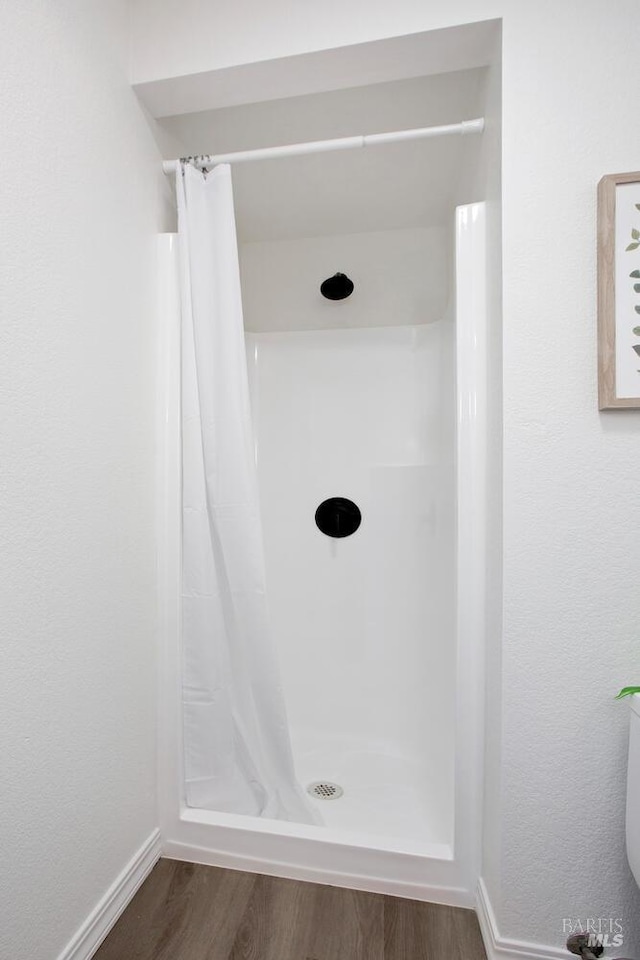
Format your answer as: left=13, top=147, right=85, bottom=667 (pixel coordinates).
left=156, top=63, right=494, bottom=905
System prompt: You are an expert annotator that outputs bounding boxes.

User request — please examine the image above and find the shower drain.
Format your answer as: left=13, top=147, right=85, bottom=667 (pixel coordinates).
left=307, top=781, right=344, bottom=800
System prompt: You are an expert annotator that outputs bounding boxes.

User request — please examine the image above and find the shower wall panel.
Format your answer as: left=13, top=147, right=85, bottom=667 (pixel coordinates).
left=246, top=323, right=455, bottom=811
left=240, top=227, right=449, bottom=333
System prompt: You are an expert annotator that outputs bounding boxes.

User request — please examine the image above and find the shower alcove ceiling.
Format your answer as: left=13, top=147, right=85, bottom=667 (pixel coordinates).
left=156, top=20, right=499, bottom=905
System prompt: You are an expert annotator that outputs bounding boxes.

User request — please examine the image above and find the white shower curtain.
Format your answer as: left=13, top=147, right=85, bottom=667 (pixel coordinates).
left=176, top=162, right=316, bottom=823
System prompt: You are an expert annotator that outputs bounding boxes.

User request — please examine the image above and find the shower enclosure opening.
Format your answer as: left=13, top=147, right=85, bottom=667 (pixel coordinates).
left=157, top=27, right=500, bottom=905
left=242, top=260, right=457, bottom=849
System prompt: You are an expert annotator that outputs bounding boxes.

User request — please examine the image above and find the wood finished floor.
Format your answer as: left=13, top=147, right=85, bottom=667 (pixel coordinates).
left=94, top=859, right=487, bottom=960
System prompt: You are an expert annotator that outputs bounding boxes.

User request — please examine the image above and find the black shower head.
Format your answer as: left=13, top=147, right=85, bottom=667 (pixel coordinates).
left=320, top=272, right=354, bottom=301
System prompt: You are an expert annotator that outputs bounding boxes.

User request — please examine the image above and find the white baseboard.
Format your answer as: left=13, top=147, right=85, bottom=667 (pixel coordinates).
left=56, top=829, right=162, bottom=960
left=476, top=878, right=569, bottom=960
left=53, top=835, right=574, bottom=960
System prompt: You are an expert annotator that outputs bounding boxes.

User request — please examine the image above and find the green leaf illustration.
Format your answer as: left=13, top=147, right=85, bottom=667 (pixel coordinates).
left=633, top=326, right=640, bottom=336
left=631, top=270, right=640, bottom=278
left=616, top=686, right=640, bottom=699
left=627, top=242, right=640, bottom=251
left=633, top=229, right=640, bottom=240
left=634, top=284, right=640, bottom=293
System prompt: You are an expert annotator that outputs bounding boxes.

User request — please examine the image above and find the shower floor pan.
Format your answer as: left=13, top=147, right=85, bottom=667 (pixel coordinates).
left=162, top=730, right=463, bottom=907
left=168, top=805, right=459, bottom=905
left=291, top=730, right=452, bottom=848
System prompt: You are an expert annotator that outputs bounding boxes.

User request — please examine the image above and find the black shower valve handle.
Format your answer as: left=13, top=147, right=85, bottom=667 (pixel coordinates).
left=315, top=497, right=361, bottom=538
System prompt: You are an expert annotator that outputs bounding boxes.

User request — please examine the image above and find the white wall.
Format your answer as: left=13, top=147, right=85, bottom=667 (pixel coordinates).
left=131, top=1, right=640, bottom=953
left=240, top=227, right=449, bottom=332
left=0, top=4, right=166, bottom=959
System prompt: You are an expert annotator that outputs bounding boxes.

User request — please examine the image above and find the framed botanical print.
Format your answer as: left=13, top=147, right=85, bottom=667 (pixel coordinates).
left=598, top=171, right=640, bottom=409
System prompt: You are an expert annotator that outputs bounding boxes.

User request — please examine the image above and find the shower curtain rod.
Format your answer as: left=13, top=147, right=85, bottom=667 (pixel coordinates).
left=162, top=117, right=484, bottom=174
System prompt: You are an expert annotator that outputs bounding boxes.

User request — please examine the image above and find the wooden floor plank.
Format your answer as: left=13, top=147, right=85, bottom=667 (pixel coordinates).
left=229, top=873, right=312, bottom=960
left=384, top=893, right=432, bottom=960
left=94, top=860, right=486, bottom=960
left=447, top=904, right=487, bottom=960
left=94, top=861, right=255, bottom=960
left=227, top=874, right=384, bottom=960
left=384, top=897, right=486, bottom=960
left=302, top=882, right=384, bottom=960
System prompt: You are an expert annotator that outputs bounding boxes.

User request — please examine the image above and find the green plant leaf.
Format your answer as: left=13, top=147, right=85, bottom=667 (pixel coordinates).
left=634, top=284, right=640, bottom=293
left=627, top=242, right=640, bottom=251
left=633, top=229, right=640, bottom=240
left=631, top=270, right=640, bottom=278
left=633, top=326, right=640, bottom=336
left=615, top=686, right=640, bottom=699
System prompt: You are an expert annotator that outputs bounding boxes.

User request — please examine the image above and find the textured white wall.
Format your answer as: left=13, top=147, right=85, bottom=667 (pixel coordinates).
left=240, top=227, right=449, bottom=332
left=0, top=4, right=166, bottom=959
left=130, top=1, right=640, bottom=952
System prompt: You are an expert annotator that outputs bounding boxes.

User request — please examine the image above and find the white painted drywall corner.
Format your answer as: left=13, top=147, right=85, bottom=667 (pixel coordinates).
left=129, top=0, right=498, bottom=90
left=0, top=4, right=165, bottom=959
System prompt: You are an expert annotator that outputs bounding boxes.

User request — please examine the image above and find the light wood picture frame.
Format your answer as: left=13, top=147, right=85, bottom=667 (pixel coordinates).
left=598, top=170, right=640, bottom=409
